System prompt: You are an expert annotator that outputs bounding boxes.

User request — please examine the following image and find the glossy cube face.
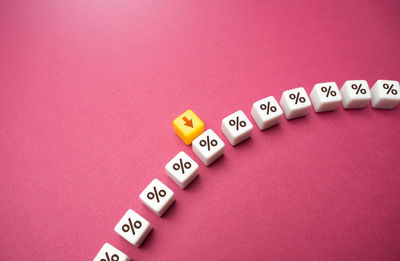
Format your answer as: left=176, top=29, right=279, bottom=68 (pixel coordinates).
left=192, top=129, right=225, bottom=166
left=280, top=87, right=311, bottom=120
left=173, top=109, right=204, bottom=145
left=251, top=96, right=283, bottom=130
left=93, top=243, right=130, bottom=261
left=139, top=178, right=175, bottom=216
left=340, top=80, right=371, bottom=109
left=165, top=151, right=199, bottom=189
left=310, top=82, right=342, bottom=112
left=371, top=80, right=400, bottom=109
left=114, top=209, right=152, bottom=247
left=221, top=110, right=253, bottom=146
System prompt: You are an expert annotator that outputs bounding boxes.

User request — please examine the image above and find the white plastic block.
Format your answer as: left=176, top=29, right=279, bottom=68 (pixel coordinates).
left=93, top=243, right=130, bottom=261
left=340, top=80, right=371, bottom=109
left=251, top=96, right=283, bottom=130
left=310, top=82, right=342, bottom=112
left=139, top=178, right=175, bottom=216
left=192, top=129, right=225, bottom=166
left=221, top=110, right=253, bottom=146
left=371, top=80, right=400, bottom=109
left=114, top=209, right=152, bottom=247
left=280, top=87, right=311, bottom=120
left=165, top=151, right=199, bottom=189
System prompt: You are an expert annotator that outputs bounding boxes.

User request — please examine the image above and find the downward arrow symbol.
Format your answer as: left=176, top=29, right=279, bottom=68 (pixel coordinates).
left=182, top=116, right=193, bottom=128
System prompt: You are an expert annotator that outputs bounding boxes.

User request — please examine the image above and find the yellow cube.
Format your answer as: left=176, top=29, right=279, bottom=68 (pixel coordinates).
left=173, top=109, right=204, bottom=145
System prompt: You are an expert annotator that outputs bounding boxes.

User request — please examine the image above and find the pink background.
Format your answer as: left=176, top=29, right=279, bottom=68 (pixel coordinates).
left=1, top=0, right=400, bottom=260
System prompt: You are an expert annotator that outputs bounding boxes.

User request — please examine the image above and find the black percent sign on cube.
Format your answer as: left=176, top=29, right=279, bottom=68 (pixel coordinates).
left=321, top=86, right=337, bottom=97
left=101, top=252, right=119, bottom=261
left=199, top=135, right=218, bottom=151
left=229, top=116, right=246, bottom=130
left=383, top=83, right=398, bottom=95
left=147, top=186, right=166, bottom=203
left=351, top=83, right=367, bottom=95
left=289, top=92, right=306, bottom=104
left=122, top=217, right=142, bottom=236
left=173, top=158, right=191, bottom=174
left=260, top=101, right=277, bottom=114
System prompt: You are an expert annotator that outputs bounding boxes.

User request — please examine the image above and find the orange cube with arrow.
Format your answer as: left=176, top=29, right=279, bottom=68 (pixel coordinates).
left=173, top=109, right=205, bottom=145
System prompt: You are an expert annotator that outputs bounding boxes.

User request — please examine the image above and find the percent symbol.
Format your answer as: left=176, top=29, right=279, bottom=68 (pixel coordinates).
left=351, top=83, right=367, bottom=94
left=383, top=83, right=398, bottom=95
left=122, top=217, right=142, bottom=236
left=260, top=101, right=277, bottom=114
left=147, top=186, right=166, bottom=203
left=101, top=252, right=119, bottom=261
left=321, top=86, right=336, bottom=97
left=229, top=116, right=246, bottom=130
left=173, top=158, right=191, bottom=174
left=289, top=92, right=306, bottom=104
left=199, top=135, right=218, bottom=151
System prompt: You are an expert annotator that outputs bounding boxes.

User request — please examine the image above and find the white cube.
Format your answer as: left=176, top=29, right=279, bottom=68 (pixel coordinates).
left=221, top=110, right=253, bottom=146
left=165, top=151, right=199, bottom=189
left=139, top=178, right=175, bottom=217
left=280, top=87, right=311, bottom=120
left=340, top=80, right=371, bottom=109
left=94, top=243, right=130, bottom=261
left=310, top=82, right=342, bottom=112
left=251, top=96, right=283, bottom=130
left=192, top=129, right=225, bottom=166
left=114, top=209, right=152, bottom=247
left=371, top=80, right=400, bottom=109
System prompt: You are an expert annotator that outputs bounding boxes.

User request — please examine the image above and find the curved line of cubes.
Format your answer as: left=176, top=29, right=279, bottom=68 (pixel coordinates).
left=94, top=79, right=400, bottom=261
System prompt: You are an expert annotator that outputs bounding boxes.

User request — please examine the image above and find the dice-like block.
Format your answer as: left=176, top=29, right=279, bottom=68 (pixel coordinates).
left=173, top=109, right=204, bottom=145
left=371, top=80, right=400, bottom=109
left=94, top=243, right=131, bottom=261
left=340, top=80, right=371, bottom=109
left=192, top=129, right=225, bottom=166
left=280, top=87, right=311, bottom=120
left=165, top=151, right=199, bottom=189
left=139, top=178, right=175, bottom=216
left=310, top=82, right=342, bottom=112
left=221, top=110, right=253, bottom=146
left=114, top=209, right=152, bottom=247
left=251, top=96, right=283, bottom=130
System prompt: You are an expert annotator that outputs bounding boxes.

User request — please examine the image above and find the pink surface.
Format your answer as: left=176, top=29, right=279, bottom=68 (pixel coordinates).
left=1, top=1, right=400, bottom=260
